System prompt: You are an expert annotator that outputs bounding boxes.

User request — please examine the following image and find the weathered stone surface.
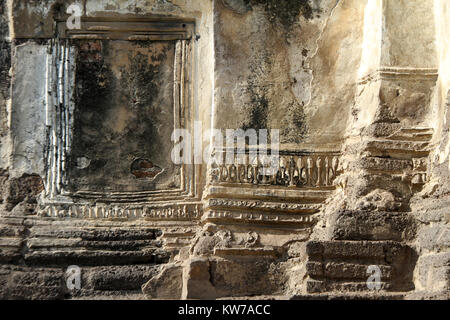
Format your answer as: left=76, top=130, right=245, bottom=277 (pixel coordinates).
left=328, top=210, right=416, bottom=241
left=6, top=174, right=44, bottom=210
left=142, top=263, right=183, bottom=299
left=305, top=240, right=417, bottom=293
left=0, top=266, right=65, bottom=300
left=10, top=43, right=48, bottom=178
left=413, top=252, right=449, bottom=293
left=0, top=0, right=448, bottom=301
left=181, top=256, right=217, bottom=299
left=208, top=256, right=281, bottom=297
left=83, top=265, right=160, bottom=291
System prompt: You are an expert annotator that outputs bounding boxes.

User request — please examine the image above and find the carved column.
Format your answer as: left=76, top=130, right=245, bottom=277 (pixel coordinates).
left=331, top=0, right=438, bottom=231
left=305, top=0, right=439, bottom=296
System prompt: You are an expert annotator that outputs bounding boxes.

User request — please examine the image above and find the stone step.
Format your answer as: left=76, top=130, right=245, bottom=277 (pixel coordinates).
left=0, top=224, right=25, bottom=237
left=24, top=248, right=170, bottom=266
left=27, top=237, right=162, bottom=250
left=0, top=248, right=22, bottom=263
left=365, top=140, right=430, bottom=158
left=291, top=292, right=405, bottom=300
left=305, top=240, right=416, bottom=294
left=219, top=293, right=405, bottom=300
left=306, top=261, right=393, bottom=280
left=306, top=240, right=411, bottom=261
left=28, top=226, right=161, bottom=241
left=306, top=279, right=391, bottom=294
left=0, top=264, right=159, bottom=300
left=0, top=236, right=23, bottom=263
left=70, top=291, right=147, bottom=300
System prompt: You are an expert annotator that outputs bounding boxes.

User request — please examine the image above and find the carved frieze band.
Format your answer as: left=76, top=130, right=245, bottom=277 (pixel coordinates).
left=210, top=153, right=341, bottom=188
left=358, top=67, right=439, bottom=84
left=56, top=18, right=195, bottom=41
left=37, top=203, right=202, bottom=220
left=206, top=199, right=322, bottom=213
left=205, top=210, right=316, bottom=225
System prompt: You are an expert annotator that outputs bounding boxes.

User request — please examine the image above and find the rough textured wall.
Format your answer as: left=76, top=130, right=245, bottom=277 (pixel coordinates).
left=382, top=0, right=437, bottom=68
left=0, top=0, right=11, bottom=168
left=214, top=0, right=366, bottom=149
left=407, top=0, right=450, bottom=298
left=0, top=0, right=448, bottom=300
left=0, top=0, right=213, bottom=300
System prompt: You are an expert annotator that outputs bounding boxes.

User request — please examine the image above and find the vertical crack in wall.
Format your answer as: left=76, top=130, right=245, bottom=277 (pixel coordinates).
left=304, top=0, right=342, bottom=109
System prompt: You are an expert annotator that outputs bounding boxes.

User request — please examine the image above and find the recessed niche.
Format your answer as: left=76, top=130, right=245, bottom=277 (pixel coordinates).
left=43, top=18, right=197, bottom=204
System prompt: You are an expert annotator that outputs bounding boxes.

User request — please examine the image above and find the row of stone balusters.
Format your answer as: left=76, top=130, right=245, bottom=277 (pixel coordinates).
left=210, top=155, right=340, bottom=187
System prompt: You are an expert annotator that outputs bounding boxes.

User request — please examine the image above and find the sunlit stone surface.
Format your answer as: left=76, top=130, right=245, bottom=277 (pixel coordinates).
left=0, top=0, right=448, bottom=300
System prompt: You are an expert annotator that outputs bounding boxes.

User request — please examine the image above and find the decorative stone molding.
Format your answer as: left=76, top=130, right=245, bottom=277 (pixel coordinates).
left=56, top=17, right=194, bottom=41
left=210, top=152, right=341, bottom=188
left=204, top=210, right=316, bottom=226
left=40, top=17, right=200, bottom=215
left=37, top=202, right=202, bottom=221
left=358, top=67, right=439, bottom=85
left=206, top=199, right=322, bottom=213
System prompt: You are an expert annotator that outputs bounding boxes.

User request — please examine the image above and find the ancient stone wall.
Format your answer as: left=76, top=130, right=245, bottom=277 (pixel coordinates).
left=0, top=0, right=448, bottom=300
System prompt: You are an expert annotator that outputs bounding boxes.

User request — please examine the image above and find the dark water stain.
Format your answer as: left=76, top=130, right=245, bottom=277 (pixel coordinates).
left=243, top=0, right=314, bottom=30
left=69, top=40, right=172, bottom=191
left=119, top=45, right=170, bottom=165
left=0, top=0, right=10, bottom=100
left=69, top=40, right=115, bottom=189
left=242, top=88, right=269, bottom=131
left=0, top=42, right=10, bottom=138
left=281, top=101, right=308, bottom=143
left=120, top=50, right=164, bottom=110
left=241, top=47, right=272, bottom=131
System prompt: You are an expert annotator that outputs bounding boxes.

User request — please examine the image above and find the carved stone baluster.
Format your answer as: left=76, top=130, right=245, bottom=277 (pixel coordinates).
left=261, top=155, right=269, bottom=184
left=295, top=156, right=303, bottom=186
left=299, top=157, right=304, bottom=186
left=289, top=156, right=296, bottom=187
left=267, top=156, right=277, bottom=185
left=316, top=157, right=323, bottom=187
left=324, top=157, right=330, bottom=186
left=331, top=156, right=339, bottom=183
left=307, top=157, right=313, bottom=187
left=271, top=155, right=279, bottom=185
left=243, top=154, right=249, bottom=183
left=221, top=166, right=228, bottom=182
left=252, top=156, right=260, bottom=185
left=210, top=158, right=218, bottom=182
left=229, top=164, right=236, bottom=182
left=278, top=157, right=286, bottom=186
left=237, top=164, right=244, bottom=183
left=218, top=163, right=223, bottom=182
left=245, top=164, right=252, bottom=183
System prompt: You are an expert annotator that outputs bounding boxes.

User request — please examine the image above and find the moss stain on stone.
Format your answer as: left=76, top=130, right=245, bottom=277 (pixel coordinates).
left=243, top=0, right=314, bottom=30
left=69, top=40, right=173, bottom=191
left=242, top=88, right=269, bottom=131
left=241, top=47, right=272, bottom=131
left=281, top=101, right=308, bottom=143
